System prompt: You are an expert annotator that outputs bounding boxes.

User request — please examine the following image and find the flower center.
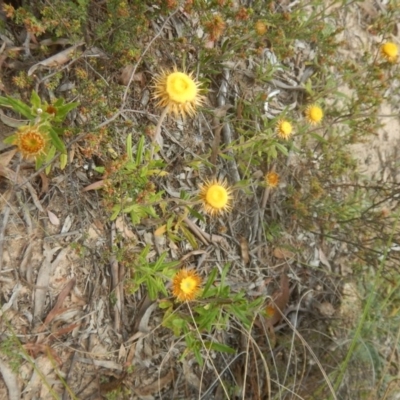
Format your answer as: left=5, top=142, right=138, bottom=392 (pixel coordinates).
left=383, top=43, right=398, bottom=57
left=310, top=107, right=323, bottom=121
left=166, top=72, right=197, bottom=103
left=206, top=185, right=228, bottom=209
left=180, top=277, right=196, bottom=294
left=280, top=121, right=292, bottom=134
left=20, top=132, right=45, bottom=154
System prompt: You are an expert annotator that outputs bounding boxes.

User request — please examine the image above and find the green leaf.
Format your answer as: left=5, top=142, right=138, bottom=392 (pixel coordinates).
left=309, top=132, right=328, bottom=144
left=136, top=135, right=145, bottom=166
left=2, top=97, right=34, bottom=119
left=44, top=145, right=57, bottom=174
left=30, top=91, right=41, bottom=109
left=48, top=127, right=66, bottom=153
left=110, top=205, right=121, bottom=221
left=59, top=153, right=68, bottom=170
left=54, top=102, right=79, bottom=121
left=204, top=341, right=236, bottom=354
left=126, top=133, right=133, bottom=162
left=202, top=268, right=218, bottom=297
left=275, top=142, right=289, bottom=156
left=3, top=134, right=16, bottom=145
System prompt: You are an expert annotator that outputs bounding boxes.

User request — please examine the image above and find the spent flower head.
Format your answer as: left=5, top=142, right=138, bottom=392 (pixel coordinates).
left=265, top=171, right=280, bottom=188
left=276, top=119, right=293, bottom=140
left=305, top=104, right=324, bottom=125
left=153, top=68, right=204, bottom=118
left=199, top=178, right=233, bottom=216
left=380, top=42, right=398, bottom=63
left=172, top=269, right=202, bottom=302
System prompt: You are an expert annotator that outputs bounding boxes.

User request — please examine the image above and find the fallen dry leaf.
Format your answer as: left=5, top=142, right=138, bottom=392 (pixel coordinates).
left=119, top=65, right=145, bottom=86
left=82, top=179, right=105, bottom=191
left=239, top=236, right=250, bottom=264
left=41, top=277, right=76, bottom=328
left=0, top=148, right=17, bottom=167
left=266, top=273, right=290, bottom=326
left=273, top=247, right=294, bottom=259
left=47, top=210, right=60, bottom=226
left=115, top=216, right=136, bottom=239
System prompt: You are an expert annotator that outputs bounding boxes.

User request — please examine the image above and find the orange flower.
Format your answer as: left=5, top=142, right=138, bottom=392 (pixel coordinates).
left=172, top=269, right=202, bottom=301
left=255, top=21, right=267, bottom=35
left=265, top=172, right=279, bottom=188
left=13, top=125, right=47, bottom=159
left=205, top=14, right=226, bottom=41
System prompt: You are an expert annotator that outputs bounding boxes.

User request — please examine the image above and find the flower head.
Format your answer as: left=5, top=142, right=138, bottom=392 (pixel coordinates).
left=276, top=119, right=293, bottom=140
left=205, top=14, right=226, bottom=41
left=13, top=125, right=47, bottom=159
left=199, top=178, right=233, bottom=216
left=305, top=104, right=323, bottom=125
left=265, top=171, right=280, bottom=188
left=153, top=68, right=204, bottom=118
left=172, top=269, right=202, bottom=302
left=380, top=42, right=398, bottom=63
left=255, top=20, right=267, bottom=35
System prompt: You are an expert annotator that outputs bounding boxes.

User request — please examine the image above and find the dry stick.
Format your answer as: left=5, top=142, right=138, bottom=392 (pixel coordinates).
left=256, top=164, right=276, bottom=248
left=110, top=222, right=123, bottom=333
left=217, top=68, right=241, bottom=183
left=150, top=105, right=169, bottom=159
left=0, top=203, right=11, bottom=272
left=210, top=117, right=223, bottom=174
left=183, top=217, right=229, bottom=247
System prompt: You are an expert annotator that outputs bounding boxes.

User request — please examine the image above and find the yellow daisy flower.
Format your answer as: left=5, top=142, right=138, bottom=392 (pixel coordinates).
left=265, top=171, right=280, bottom=188
left=305, top=104, right=323, bottom=125
left=13, top=125, right=47, bottom=159
left=380, top=42, right=398, bottom=63
left=199, top=178, right=233, bottom=216
left=152, top=68, right=204, bottom=118
left=276, top=119, right=293, bottom=140
left=172, top=269, right=202, bottom=302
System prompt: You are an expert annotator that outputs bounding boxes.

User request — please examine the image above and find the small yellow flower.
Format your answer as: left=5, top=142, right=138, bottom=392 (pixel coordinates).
left=199, top=178, right=233, bottom=216
left=13, top=125, right=47, bottom=159
left=305, top=104, right=323, bottom=125
left=172, top=269, right=202, bottom=302
left=380, top=42, right=398, bottom=63
left=153, top=68, right=204, bottom=118
left=265, top=171, right=280, bottom=188
left=255, top=20, right=268, bottom=35
left=276, top=119, right=293, bottom=140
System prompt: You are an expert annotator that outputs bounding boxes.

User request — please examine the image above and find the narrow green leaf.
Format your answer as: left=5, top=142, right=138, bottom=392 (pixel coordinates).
left=110, top=205, right=121, bottom=221
left=59, top=153, right=68, bottom=170
left=49, top=128, right=66, bottom=153
left=136, top=135, right=144, bottom=166
left=54, top=102, right=79, bottom=120
left=205, top=341, right=236, bottom=354
left=30, top=91, right=41, bottom=109
left=4, top=97, right=34, bottom=119
left=126, top=133, right=133, bottom=162
left=202, top=268, right=218, bottom=297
